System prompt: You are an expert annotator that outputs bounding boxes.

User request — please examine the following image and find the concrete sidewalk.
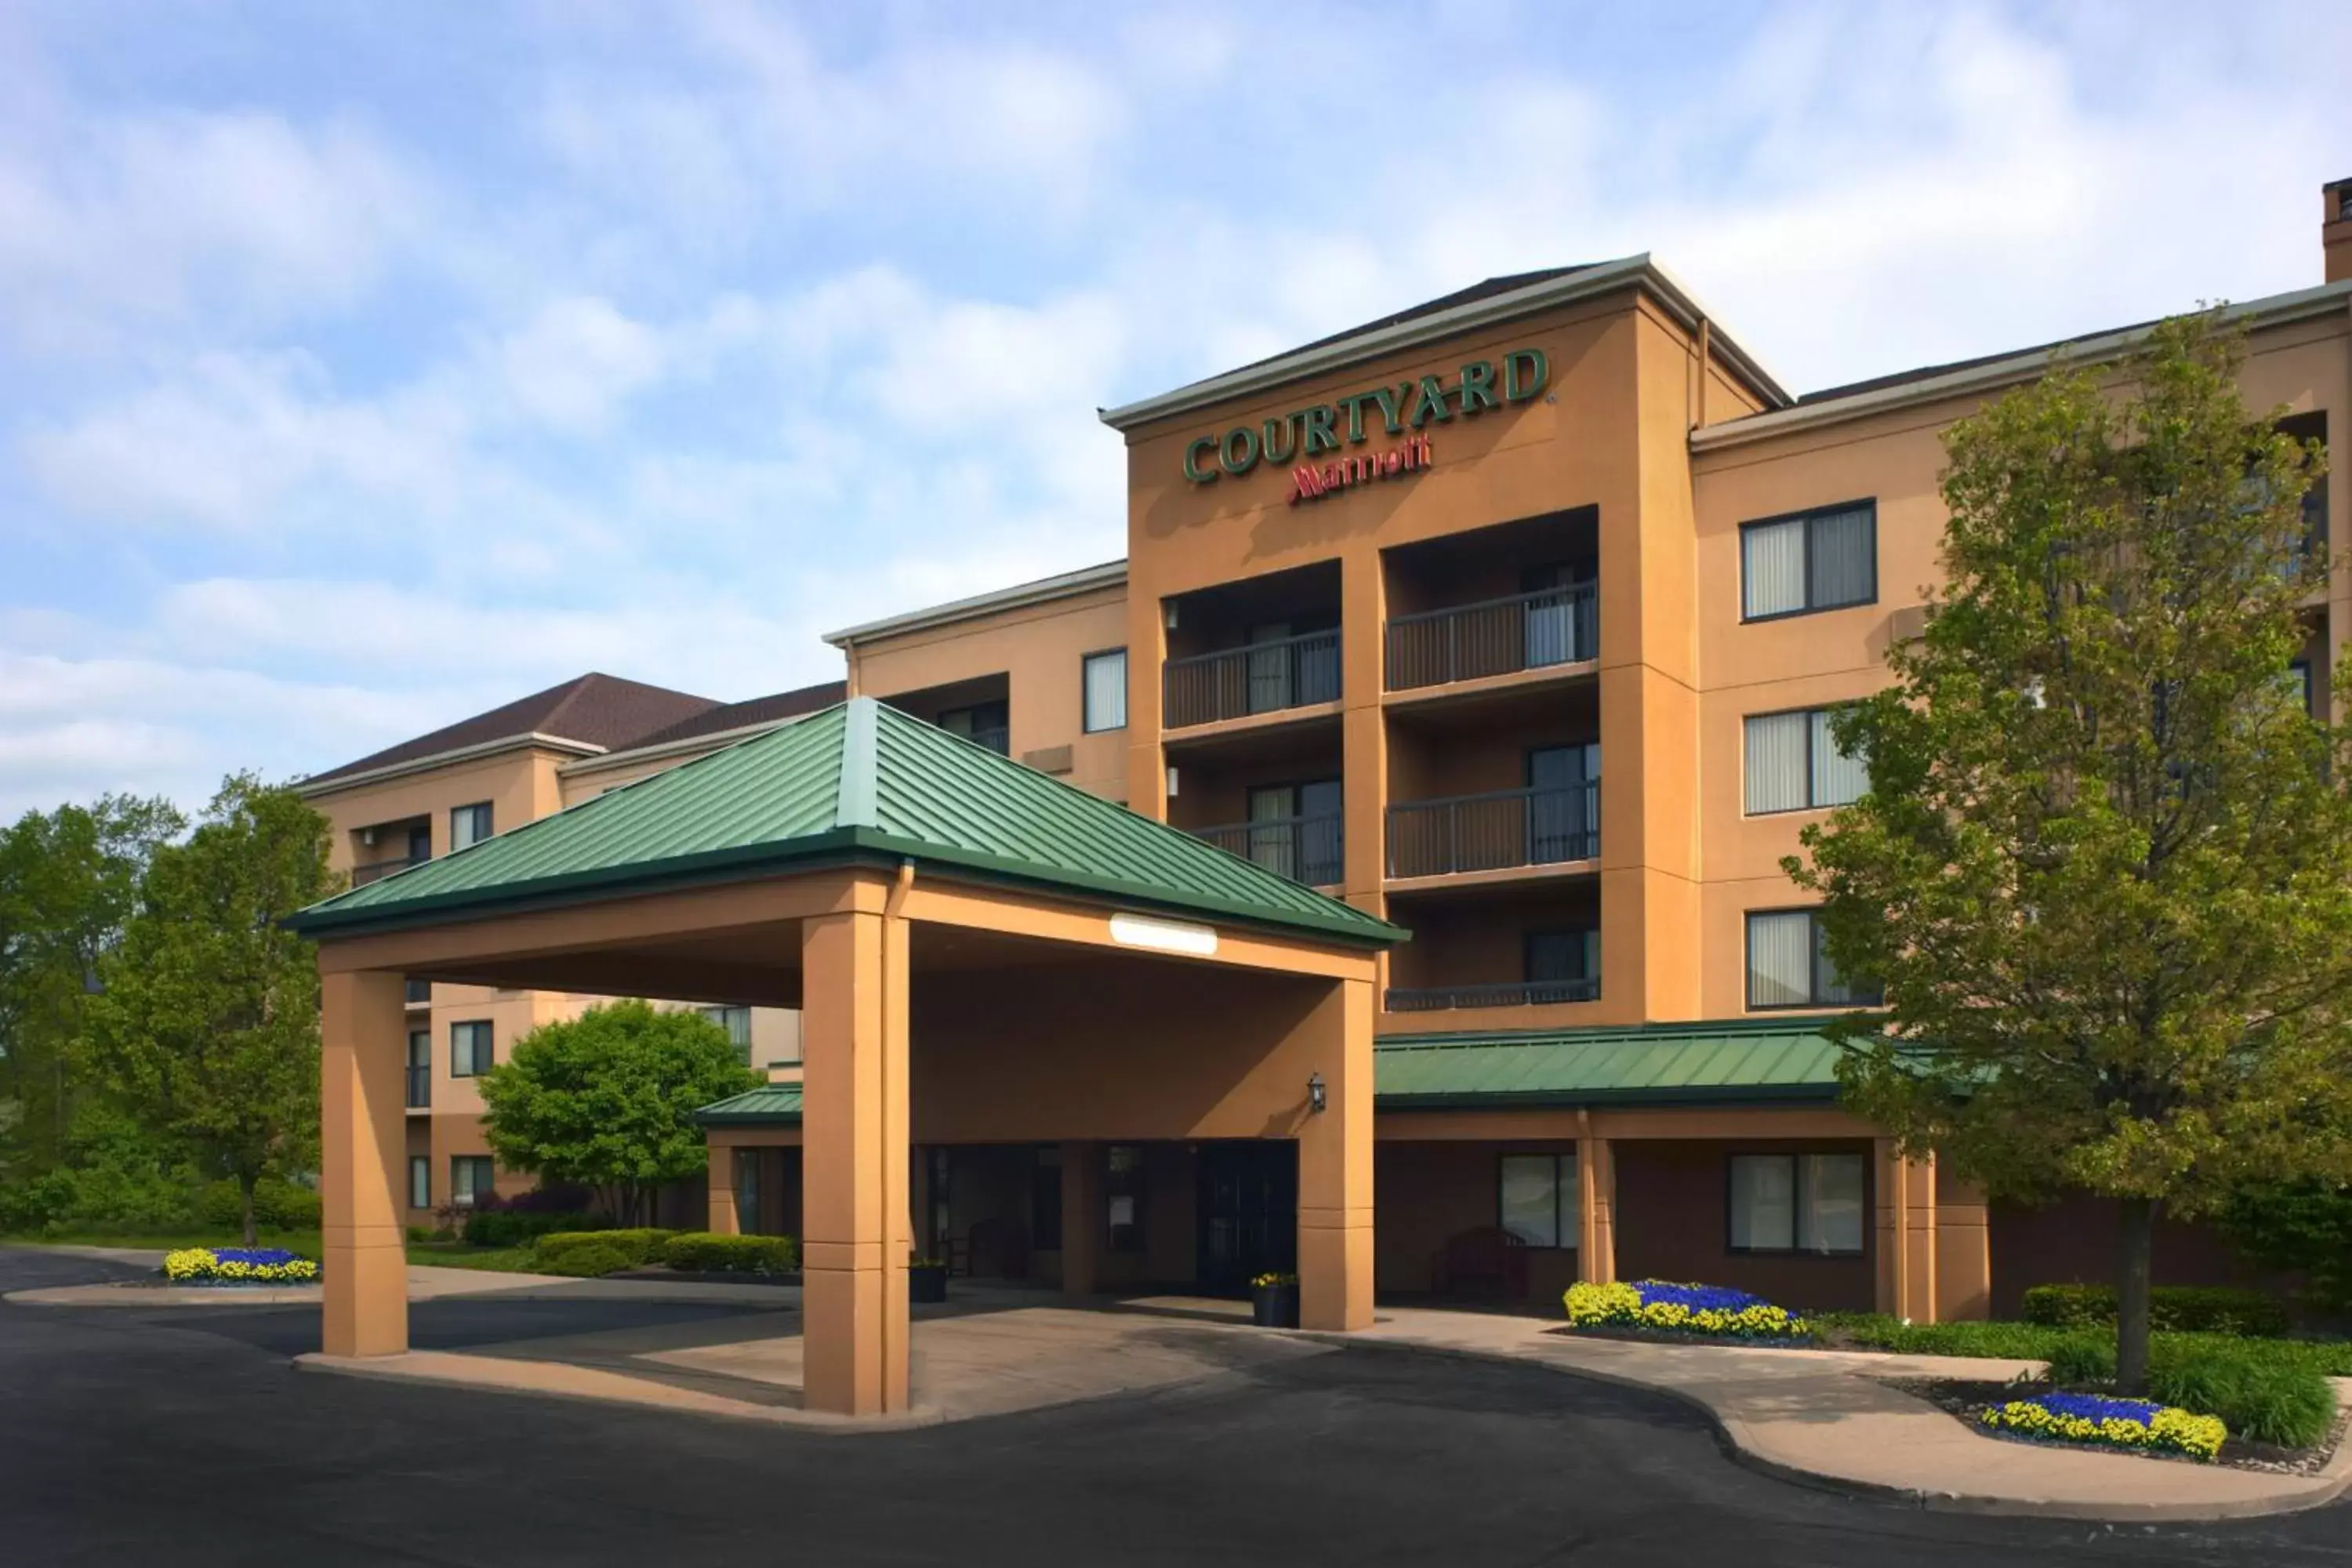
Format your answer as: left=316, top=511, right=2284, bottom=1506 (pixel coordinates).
left=1309, top=1307, right=2352, bottom=1523
left=5, top=1247, right=806, bottom=1308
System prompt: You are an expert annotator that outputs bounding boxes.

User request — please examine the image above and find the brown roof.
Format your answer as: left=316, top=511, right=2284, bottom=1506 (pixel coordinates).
left=304, top=673, right=720, bottom=787
left=619, top=680, right=849, bottom=751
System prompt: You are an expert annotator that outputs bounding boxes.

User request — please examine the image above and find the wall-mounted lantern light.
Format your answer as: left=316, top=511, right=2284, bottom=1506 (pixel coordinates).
left=1308, top=1071, right=1327, bottom=1115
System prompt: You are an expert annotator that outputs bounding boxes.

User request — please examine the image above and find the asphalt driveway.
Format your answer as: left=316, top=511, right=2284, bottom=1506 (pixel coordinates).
left=2, top=1247, right=2344, bottom=1566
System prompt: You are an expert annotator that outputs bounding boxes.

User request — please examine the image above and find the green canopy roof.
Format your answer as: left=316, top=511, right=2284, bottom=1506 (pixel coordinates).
left=1374, top=1017, right=1849, bottom=1109
left=288, top=699, right=1403, bottom=947
left=694, top=1017, right=1849, bottom=1125
left=697, top=1082, right=804, bottom=1126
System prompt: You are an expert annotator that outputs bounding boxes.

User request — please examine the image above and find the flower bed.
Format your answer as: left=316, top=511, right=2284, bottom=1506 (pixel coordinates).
left=162, top=1247, right=321, bottom=1285
left=1979, top=1390, right=2226, bottom=1461
left=1563, top=1279, right=1811, bottom=1341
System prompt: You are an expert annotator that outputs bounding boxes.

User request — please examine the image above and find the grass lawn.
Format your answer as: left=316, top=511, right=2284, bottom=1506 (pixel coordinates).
left=1811, top=1311, right=2352, bottom=1377
left=5, top=1231, right=550, bottom=1275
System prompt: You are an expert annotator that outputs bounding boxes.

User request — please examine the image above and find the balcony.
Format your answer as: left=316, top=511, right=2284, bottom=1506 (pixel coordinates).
left=405, top=1065, right=430, bottom=1110
left=352, top=854, right=428, bottom=887
left=1163, top=630, right=1341, bottom=730
left=1386, top=579, right=1595, bottom=691
left=1188, top=812, right=1344, bottom=887
left=1386, top=780, right=1599, bottom=880
left=1387, top=978, right=1599, bottom=1013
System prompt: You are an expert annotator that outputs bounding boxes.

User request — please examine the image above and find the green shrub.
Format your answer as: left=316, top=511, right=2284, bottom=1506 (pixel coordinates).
left=532, top=1227, right=674, bottom=1272
left=659, top=1232, right=797, bottom=1274
left=2020, top=1283, right=2288, bottom=1338
left=0, top=1170, right=78, bottom=1233
left=2044, top=1334, right=2117, bottom=1387
left=461, top=1209, right=608, bottom=1249
left=533, top=1238, right=635, bottom=1278
left=2149, top=1346, right=2336, bottom=1449
left=195, top=1177, right=321, bottom=1232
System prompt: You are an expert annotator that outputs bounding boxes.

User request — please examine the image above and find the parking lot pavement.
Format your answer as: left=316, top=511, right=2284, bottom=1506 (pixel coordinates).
left=3, top=1247, right=2347, bottom=1567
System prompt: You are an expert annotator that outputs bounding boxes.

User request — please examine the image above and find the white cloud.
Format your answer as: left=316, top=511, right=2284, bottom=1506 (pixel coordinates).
left=0, top=109, right=434, bottom=355
left=2, top=0, right=2347, bottom=824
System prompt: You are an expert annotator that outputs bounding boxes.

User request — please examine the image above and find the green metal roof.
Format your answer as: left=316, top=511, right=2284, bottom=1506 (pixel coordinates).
left=692, top=1018, right=1850, bottom=1125
left=697, top=1082, right=804, bottom=1126
left=1374, top=1017, right=1850, bottom=1109
left=287, top=699, right=1403, bottom=948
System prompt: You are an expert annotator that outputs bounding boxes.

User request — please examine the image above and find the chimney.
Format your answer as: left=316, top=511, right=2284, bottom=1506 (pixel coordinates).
left=2327, top=177, right=2352, bottom=285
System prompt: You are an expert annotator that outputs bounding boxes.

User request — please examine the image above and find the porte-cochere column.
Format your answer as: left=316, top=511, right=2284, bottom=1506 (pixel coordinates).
left=320, top=968, right=410, bottom=1358
left=1297, top=975, right=1374, bottom=1331
left=799, top=880, right=912, bottom=1416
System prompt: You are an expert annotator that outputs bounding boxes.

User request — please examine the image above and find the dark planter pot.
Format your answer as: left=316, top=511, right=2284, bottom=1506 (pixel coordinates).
left=1251, top=1281, right=1300, bottom=1328
left=909, top=1264, right=949, bottom=1305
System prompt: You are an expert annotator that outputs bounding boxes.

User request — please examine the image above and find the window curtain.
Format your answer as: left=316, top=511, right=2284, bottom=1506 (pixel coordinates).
left=1747, top=911, right=1813, bottom=1007
left=1808, top=710, right=1870, bottom=806
left=1808, top=506, right=1875, bottom=608
left=1500, top=1155, right=1562, bottom=1247
left=1730, top=1155, right=1795, bottom=1250
left=1084, top=651, right=1127, bottom=731
left=1799, top=1154, right=1866, bottom=1254
left=1741, top=518, right=1806, bottom=617
left=1744, top=712, right=1809, bottom=813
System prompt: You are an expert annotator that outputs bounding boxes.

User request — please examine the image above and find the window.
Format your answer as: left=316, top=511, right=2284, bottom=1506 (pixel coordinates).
left=1105, top=1144, right=1145, bottom=1253
left=700, top=1005, right=753, bottom=1065
left=404, top=976, right=431, bottom=1006
left=1740, top=502, right=1876, bottom=620
left=450, top=1020, right=495, bottom=1077
left=405, top=1029, right=430, bottom=1109
left=408, top=1156, right=430, bottom=1210
left=450, top=802, right=493, bottom=851
left=2289, top=660, right=2314, bottom=719
left=1525, top=929, right=1600, bottom=1003
left=1243, top=779, right=1343, bottom=886
left=734, top=1149, right=761, bottom=1236
left=1744, top=709, right=1868, bottom=814
left=1728, top=1152, right=1866, bottom=1254
left=938, top=699, right=1010, bottom=756
left=1498, top=1152, right=1581, bottom=1248
left=1746, top=909, right=1882, bottom=1009
left=450, top=1155, right=496, bottom=1208
left=1083, top=649, right=1127, bottom=732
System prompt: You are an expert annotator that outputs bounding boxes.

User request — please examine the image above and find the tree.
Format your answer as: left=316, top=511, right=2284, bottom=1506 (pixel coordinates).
left=0, top=796, right=184, bottom=1177
left=477, top=1000, right=761, bottom=1225
left=81, top=776, right=336, bottom=1243
left=1791, top=312, right=2352, bottom=1393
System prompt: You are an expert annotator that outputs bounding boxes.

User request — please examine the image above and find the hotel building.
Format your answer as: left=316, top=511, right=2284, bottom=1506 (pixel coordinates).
left=300, top=179, right=2351, bottom=1337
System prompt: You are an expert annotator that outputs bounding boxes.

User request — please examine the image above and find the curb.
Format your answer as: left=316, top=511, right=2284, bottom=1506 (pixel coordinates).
left=1287, top=1330, right=2352, bottom=1523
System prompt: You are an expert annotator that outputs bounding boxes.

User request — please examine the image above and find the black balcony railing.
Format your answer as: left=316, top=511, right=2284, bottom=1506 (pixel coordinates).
left=405, top=978, right=431, bottom=1006
left=405, top=1065, right=430, bottom=1109
left=1163, top=629, right=1341, bottom=729
left=1385, top=580, right=1596, bottom=691
left=1385, top=779, right=1599, bottom=879
left=1189, top=813, right=1345, bottom=887
left=1385, top=979, right=1600, bottom=1012
left=353, top=854, right=428, bottom=887
left=969, top=725, right=1011, bottom=756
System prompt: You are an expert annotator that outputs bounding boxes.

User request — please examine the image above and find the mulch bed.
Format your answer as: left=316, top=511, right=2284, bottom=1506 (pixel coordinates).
left=1547, top=1324, right=1814, bottom=1351
left=1888, top=1377, right=2350, bottom=1475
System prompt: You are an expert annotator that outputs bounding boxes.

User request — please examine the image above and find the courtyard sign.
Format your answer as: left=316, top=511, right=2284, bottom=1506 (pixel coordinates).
left=1179, top=347, right=1549, bottom=501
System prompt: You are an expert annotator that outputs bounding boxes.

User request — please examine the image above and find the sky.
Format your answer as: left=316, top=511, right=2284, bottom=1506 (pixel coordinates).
left=1, top=1, right=2347, bottom=820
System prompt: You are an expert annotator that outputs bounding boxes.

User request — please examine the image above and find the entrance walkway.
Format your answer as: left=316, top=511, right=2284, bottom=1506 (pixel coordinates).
left=299, top=1284, right=1335, bottom=1429
left=1312, top=1307, right=2352, bottom=1523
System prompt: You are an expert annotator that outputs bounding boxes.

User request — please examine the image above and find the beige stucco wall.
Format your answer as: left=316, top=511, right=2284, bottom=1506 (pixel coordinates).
left=844, top=583, right=1131, bottom=801
left=1690, top=304, right=2349, bottom=1019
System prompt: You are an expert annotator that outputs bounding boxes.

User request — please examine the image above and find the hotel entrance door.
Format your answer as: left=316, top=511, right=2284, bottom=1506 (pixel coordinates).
left=1196, top=1140, right=1298, bottom=1296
